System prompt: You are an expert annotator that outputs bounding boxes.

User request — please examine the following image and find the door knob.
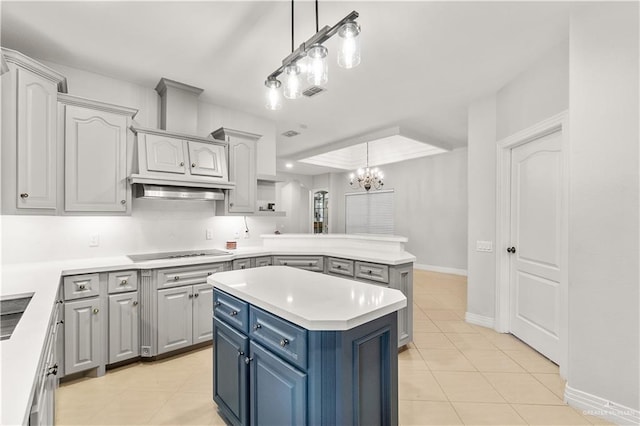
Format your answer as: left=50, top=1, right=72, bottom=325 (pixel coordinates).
left=507, top=247, right=516, bottom=254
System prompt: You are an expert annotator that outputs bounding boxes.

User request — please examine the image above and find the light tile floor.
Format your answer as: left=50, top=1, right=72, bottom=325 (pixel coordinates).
left=56, top=270, right=612, bottom=425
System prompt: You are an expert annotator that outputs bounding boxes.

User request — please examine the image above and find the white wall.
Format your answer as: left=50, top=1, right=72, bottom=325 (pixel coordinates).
left=329, top=149, right=468, bottom=271
left=466, top=41, right=569, bottom=321
left=568, top=2, right=639, bottom=412
left=0, top=58, right=280, bottom=265
left=275, top=172, right=313, bottom=234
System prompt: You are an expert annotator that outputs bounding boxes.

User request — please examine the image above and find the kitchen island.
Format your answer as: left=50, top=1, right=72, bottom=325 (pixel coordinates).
left=209, top=266, right=407, bottom=426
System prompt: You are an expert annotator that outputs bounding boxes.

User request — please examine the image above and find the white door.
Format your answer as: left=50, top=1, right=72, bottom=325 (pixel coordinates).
left=144, top=134, right=186, bottom=174
left=187, top=141, right=224, bottom=177
left=508, top=130, right=563, bottom=363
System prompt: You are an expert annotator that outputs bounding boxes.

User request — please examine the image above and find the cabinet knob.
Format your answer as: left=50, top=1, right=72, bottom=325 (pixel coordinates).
left=133, top=301, right=138, bottom=306
left=367, top=270, right=372, bottom=274
left=283, top=262, right=288, bottom=266
left=229, top=202, right=234, bottom=207
left=244, top=357, right=253, bottom=365
left=194, top=293, right=199, bottom=298
left=46, top=364, right=58, bottom=376
left=19, top=193, right=29, bottom=198
left=56, top=320, right=64, bottom=325
left=240, top=265, right=245, bottom=269
left=253, top=323, right=261, bottom=330
left=214, top=301, right=221, bottom=307
left=174, top=276, right=180, bottom=281
left=237, top=349, right=245, bottom=357
left=308, top=262, right=313, bottom=266
left=230, top=310, right=238, bottom=316
left=78, top=284, right=86, bottom=290
left=93, top=308, right=99, bottom=314
left=207, top=272, right=213, bottom=276
left=179, top=161, right=184, bottom=166
left=336, top=265, right=342, bottom=269
left=120, top=280, right=128, bottom=285
left=189, top=294, right=194, bottom=299
left=120, top=199, right=126, bottom=205
left=280, top=338, right=289, bottom=347
left=191, top=163, right=196, bottom=167
left=507, top=246, right=517, bottom=254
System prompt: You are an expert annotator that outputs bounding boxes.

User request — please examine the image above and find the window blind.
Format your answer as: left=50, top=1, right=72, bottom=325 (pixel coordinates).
left=345, top=190, right=394, bottom=234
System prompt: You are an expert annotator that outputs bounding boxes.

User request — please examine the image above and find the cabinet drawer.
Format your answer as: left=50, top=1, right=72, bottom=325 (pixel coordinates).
left=272, top=255, right=324, bottom=272
left=232, top=258, right=251, bottom=270
left=107, top=270, right=138, bottom=293
left=326, top=257, right=354, bottom=277
left=253, top=256, right=272, bottom=267
left=354, top=261, right=389, bottom=284
left=249, top=306, right=307, bottom=370
left=63, top=274, right=100, bottom=300
left=158, top=263, right=227, bottom=289
left=214, top=290, right=249, bottom=333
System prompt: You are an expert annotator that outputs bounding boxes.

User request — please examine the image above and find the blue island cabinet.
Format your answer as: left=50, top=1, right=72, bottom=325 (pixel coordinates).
left=212, top=289, right=399, bottom=426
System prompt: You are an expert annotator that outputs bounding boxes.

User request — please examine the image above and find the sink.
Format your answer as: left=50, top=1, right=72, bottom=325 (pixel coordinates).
left=0, top=293, right=33, bottom=341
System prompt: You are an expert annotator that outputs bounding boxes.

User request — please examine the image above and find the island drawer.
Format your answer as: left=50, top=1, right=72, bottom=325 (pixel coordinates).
left=214, top=290, right=249, bottom=333
left=272, top=255, right=324, bottom=272
left=158, top=263, right=227, bottom=289
left=354, top=261, right=389, bottom=284
left=107, top=270, right=138, bottom=293
left=253, top=256, right=272, bottom=267
left=63, top=273, right=100, bottom=300
left=326, top=257, right=354, bottom=277
left=249, top=306, right=307, bottom=370
left=232, top=258, right=252, bottom=270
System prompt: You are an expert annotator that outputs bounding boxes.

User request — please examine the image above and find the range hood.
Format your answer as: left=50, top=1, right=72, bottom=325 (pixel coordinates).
left=134, top=184, right=224, bottom=201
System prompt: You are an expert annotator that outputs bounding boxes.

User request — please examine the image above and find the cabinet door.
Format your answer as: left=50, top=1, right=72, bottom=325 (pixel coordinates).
left=64, top=298, right=102, bottom=374
left=213, top=319, right=249, bottom=426
left=192, top=283, right=213, bottom=344
left=64, top=105, right=128, bottom=212
left=253, top=256, right=272, bottom=268
left=232, top=258, right=252, bottom=270
left=188, top=141, right=224, bottom=177
left=144, top=134, right=186, bottom=174
left=228, top=138, right=256, bottom=213
left=16, top=68, right=57, bottom=209
left=249, top=341, right=307, bottom=426
left=157, top=286, right=192, bottom=354
left=108, top=292, right=139, bottom=363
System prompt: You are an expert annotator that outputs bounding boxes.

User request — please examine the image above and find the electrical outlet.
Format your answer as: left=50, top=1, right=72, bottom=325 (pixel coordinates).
left=244, top=230, right=250, bottom=239
left=89, top=234, right=100, bottom=247
left=234, top=230, right=240, bottom=240
left=476, top=240, right=493, bottom=252
left=206, top=229, right=213, bottom=240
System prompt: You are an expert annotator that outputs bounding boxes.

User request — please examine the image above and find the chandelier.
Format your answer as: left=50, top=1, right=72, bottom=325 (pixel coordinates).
left=349, top=143, right=384, bottom=191
left=265, top=0, right=361, bottom=110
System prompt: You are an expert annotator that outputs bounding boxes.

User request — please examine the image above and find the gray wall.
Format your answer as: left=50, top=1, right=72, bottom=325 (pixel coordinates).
left=568, top=3, right=639, bottom=411
left=330, top=149, right=468, bottom=272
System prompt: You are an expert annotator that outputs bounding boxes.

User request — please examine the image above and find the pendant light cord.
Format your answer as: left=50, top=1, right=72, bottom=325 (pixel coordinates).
left=291, top=0, right=294, bottom=53
left=315, top=0, right=319, bottom=33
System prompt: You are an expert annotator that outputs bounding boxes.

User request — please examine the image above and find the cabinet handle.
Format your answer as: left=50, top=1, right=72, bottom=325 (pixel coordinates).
left=179, top=161, right=184, bottom=166
left=133, top=301, right=138, bottom=306
left=240, top=265, right=245, bottom=269
left=283, top=262, right=288, bottom=266
left=46, top=364, right=58, bottom=376
left=237, top=349, right=245, bottom=357
left=253, top=323, right=262, bottom=330
left=78, top=284, right=86, bottom=290
left=308, top=262, right=313, bottom=267
left=120, top=199, right=126, bottom=205
left=230, top=310, right=238, bottom=316
left=93, top=308, right=99, bottom=314
left=174, top=276, right=180, bottom=281
left=336, top=265, right=342, bottom=269
left=194, top=293, right=199, bottom=298
left=207, top=272, right=213, bottom=276
left=214, top=301, right=221, bottom=307
left=58, top=300, right=64, bottom=304
left=280, top=338, right=289, bottom=347
left=244, top=357, right=253, bottom=365
left=19, top=193, right=29, bottom=198
left=120, top=280, right=128, bottom=285
left=191, top=163, right=196, bottom=167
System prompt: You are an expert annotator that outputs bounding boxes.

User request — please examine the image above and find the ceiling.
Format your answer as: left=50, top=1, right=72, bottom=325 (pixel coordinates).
left=1, top=1, right=575, bottom=175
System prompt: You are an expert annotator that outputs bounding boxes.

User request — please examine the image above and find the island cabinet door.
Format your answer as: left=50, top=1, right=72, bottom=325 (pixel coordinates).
left=249, top=341, right=307, bottom=426
left=213, top=319, right=249, bottom=426
left=192, top=283, right=213, bottom=344
left=157, top=286, right=193, bottom=354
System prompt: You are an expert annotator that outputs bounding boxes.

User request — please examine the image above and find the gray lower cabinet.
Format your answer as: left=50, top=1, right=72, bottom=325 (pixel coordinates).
left=272, top=255, right=324, bottom=272
left=253, top=256, right=272, bottom=267
left=232, top=258, right=252, bottom=270
left=64, top=297, right=102, bottom=374
left=213, top=289, right=398, bottom=426
left=157, top=283, right=213, bottom=354
left=108, top=292, right=139, bottom=363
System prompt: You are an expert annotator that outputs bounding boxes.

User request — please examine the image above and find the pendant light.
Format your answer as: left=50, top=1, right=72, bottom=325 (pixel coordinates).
left=283, top=64, right=302, bottom=99
left=264, top=77, right=282, bottom=110
left=338, top=21, right=361, bottom=69
left=307, top=44, right=328, bottom=86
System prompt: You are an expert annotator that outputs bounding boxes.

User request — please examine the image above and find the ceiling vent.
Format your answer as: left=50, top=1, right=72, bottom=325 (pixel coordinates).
left=282, top=130, right=300, bottom=137
left=302, top=86, right=326, bottom=97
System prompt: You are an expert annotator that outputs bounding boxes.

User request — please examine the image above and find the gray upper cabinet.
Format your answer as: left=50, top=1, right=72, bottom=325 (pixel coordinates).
left=59, top=94, right=137, bottom=213
left=144, top=133, right=186, bottom=174
left=212, top=128, right=260, bottom=215
left=188, top=141, right=225, bottom=178
left=1, top=48, right=66, bottom=214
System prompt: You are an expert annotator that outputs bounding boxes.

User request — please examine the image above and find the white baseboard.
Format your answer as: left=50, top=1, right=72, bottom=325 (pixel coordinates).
left=464, top=312, right=495, bottom=329
left=414, top=263, right=468, bottom=276
left=565, top=383, right=640, bottom=425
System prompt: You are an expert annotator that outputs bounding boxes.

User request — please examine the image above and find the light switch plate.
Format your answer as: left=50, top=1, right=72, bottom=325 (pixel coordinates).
left=89, top=234, right=100, bottom=247
left=476, top=240, right=493, bottom=252
left=206, top=229, right=213, bottom=240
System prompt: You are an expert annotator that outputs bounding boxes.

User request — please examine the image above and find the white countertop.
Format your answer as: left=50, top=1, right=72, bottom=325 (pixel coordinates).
left=0, top=240, right=414, bottom=425
left=209, top=266, right=407, bottom=331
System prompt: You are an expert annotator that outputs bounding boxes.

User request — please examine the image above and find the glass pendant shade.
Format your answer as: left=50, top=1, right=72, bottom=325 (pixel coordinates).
left=264, top=78, right=282, bottom=110
left=307, top=44, right=328, bottom=86
left=283, top=64, right=302, bottom=99
left=338, top=21, right=361, bottom=69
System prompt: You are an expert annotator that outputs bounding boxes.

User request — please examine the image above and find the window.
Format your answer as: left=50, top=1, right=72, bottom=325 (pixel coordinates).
left=345, top=190, right=394, bottom=234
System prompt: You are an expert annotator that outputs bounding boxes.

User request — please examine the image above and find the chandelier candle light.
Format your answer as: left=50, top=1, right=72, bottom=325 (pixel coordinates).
left=350, top=143, right=384, bottom=191
left=265, top=0, right=361, bottom=110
